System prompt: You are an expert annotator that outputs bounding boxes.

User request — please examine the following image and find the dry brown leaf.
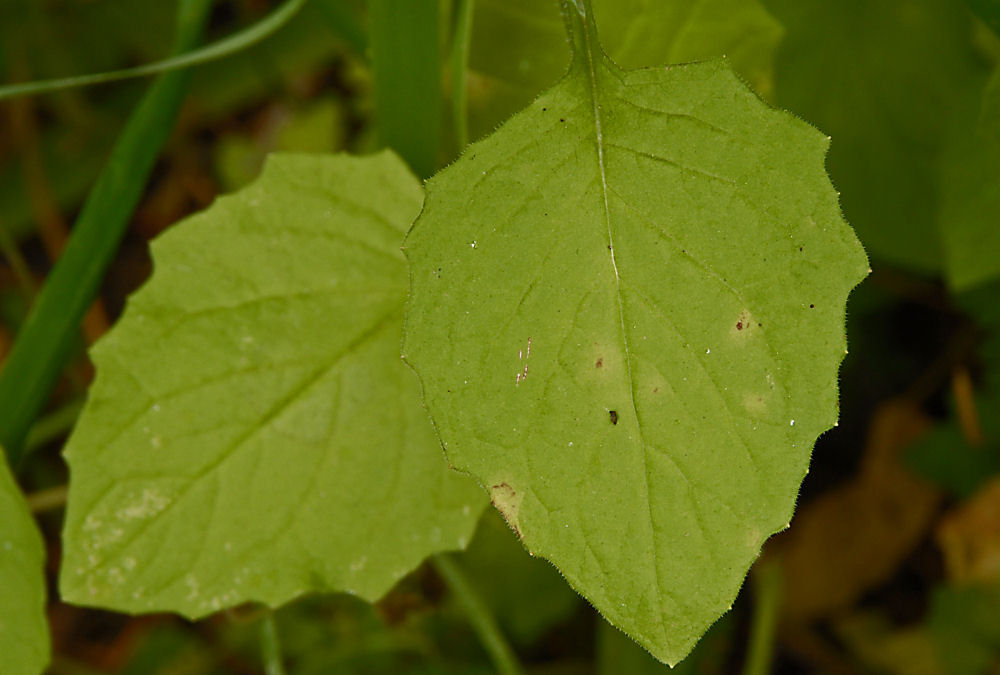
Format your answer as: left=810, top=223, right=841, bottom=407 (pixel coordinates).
left=936, top=476, right=1000, bottom=584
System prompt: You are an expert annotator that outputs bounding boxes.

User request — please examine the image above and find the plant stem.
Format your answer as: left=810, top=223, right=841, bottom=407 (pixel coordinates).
left=449, top=0, right=474, bottom=153
left=24, top=397, right=84, bottom=453
left=0, top=0, right=306, bottom=102
left=26, top=484, right=68, bottom=513
left=368, top=0, right=442, bottom=178
left=260, top=611, right=287, bottom=675
left=559, top=0, right=598, bottom=60
left=0, top=0, right=213, bottom=467
left=431, top=553, right=525, bottom=675
left=743, top=557, right=782, bottom=675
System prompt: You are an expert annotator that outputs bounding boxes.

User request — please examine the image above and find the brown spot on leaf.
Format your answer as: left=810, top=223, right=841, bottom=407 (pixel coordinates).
left=609, top=410, right=618, bottom=425
left=596, top=357, right=603, bottom=368
left=732, top=310, right=754, bottom=339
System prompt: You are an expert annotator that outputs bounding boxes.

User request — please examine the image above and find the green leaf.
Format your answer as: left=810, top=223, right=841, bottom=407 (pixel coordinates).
left=60, top=152, right=485, bottom=617
left=941, top=68, right=1000, bottom=291
left=403, top=2, right=868, bottom=663
left=765, top=0, right=989, bottom=273
left=0, top=452, right=49, bottom=675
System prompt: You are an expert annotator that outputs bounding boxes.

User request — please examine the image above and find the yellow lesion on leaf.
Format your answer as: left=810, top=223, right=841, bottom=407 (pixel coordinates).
left=490, top=482, right=523, bottom=538
left=743, top=391, right=768, bottom=416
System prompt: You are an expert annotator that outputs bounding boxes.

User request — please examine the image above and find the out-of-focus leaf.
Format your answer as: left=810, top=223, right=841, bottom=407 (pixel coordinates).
left=927, top=582, right=1000, bottom=675
left=60, top=152, right=485, bottom=617
left=907, top=424, right=1000, bottom=498
left=0, top=0, right=174, bottom=84
left=966, top=0, right=1000, bottom=37
left=766, top=0, right=990, bottom=273
left=834, top=582, right=1000, bottom=675
left=187, top=0, right=354, bottom=119
left=593, top=0, right=783, bottom=96
left=456, top=510, right=580, bottom=647
left=467, top=0, right=784, bottom=138
left=213, top=98, right=346, bottom=191
left=940, top=67, right=1000, bottom=291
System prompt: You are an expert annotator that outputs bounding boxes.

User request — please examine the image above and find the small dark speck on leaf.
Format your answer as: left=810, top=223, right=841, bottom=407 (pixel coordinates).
left=799, top=247, right=803, bottom=252
left=736, top=321, right=743, bottom=331
left=653, top=387, right=660, bottom=393
left=609, top=410, right=618, bottom=425
left=809, top=304, right=815, bottom=308
left=757, top=322, right=763, bottom=327
left=560, top=118, right=565, bottom=122
left=596, top=358, right=603, bottom=368
left=542, top=107, right=547, bottom=111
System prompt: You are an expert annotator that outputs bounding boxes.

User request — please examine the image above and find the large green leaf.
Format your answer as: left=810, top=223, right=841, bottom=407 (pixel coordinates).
left=60, top=152, right=485, bottom=617
left=404, top=1, right=867, bottom=663
left=765, top=0, right=989, bottom=273
left=0, top=453, right=49, bottom=675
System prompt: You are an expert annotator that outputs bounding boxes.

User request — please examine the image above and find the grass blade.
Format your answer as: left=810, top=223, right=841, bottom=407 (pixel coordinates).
left=369, top=0, right=442, bottom=178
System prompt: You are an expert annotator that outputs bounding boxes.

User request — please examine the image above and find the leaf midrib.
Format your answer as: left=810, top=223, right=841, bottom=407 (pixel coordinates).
left=575, top=5, right=669, bottom=643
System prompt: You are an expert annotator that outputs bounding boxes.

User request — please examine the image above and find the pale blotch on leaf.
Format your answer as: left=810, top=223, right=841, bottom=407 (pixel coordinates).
left=743, top=391, right=768, bottom=416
